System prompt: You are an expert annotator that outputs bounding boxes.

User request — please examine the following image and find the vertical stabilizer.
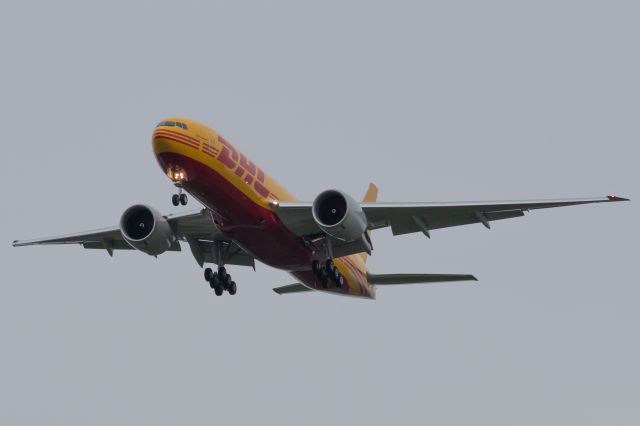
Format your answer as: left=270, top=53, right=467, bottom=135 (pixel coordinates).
left=362, top=182, right=378, bottom=203
left=359, top=183, right=378, bottom=264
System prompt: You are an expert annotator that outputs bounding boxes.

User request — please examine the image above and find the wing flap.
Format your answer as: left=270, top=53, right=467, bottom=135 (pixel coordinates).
left=81, top=240, right=182, bottom=252
left=82, top=241, right=134, bottom=251
left=391, top=209, right=526, bottom=235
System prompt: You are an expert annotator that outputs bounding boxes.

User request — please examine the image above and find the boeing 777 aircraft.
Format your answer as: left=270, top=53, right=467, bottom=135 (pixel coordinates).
left=13, top=118, right=628, bottom=298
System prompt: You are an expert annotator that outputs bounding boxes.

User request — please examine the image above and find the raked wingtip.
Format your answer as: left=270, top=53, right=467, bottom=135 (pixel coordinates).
left=607, top=195, right=630, bottom=202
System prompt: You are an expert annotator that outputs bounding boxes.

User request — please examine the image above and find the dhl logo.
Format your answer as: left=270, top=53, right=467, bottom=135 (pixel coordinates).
left=215, top=136, right=272, bottom=199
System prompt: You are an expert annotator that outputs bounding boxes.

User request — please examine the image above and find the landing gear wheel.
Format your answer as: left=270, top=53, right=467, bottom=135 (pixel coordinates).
left=204, top=267, right=214, bottom=282
left=222, top=274, right=232, bottom=290
left=332, top=267, right=341, bottom=282
left=210, top=266, right=236, bottom=295
left=179, top=193, right=188, bottom=205
left=209, top=273, right=219, bottom=289
left=320, top=276, right=329, bottom=289
left=312, top=260, right=321, bottom=275
left=218, top=267, right=227, bottom=278
left=172, top=194, right=180, bottom=206
left=325, top=259, right=335, bottom=274
left=336, top=274, right=345, bottom=288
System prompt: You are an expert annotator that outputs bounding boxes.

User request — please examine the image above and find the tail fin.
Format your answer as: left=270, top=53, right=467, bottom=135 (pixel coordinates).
left=359, top=183, right=378, bottom=264
left=362, top=182, right=378, bottom=203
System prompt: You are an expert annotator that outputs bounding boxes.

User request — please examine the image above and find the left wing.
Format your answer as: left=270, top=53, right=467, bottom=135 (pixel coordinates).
left=275, top=195, right=628, bottom=242
left=13, top=209, right=255, bottom=267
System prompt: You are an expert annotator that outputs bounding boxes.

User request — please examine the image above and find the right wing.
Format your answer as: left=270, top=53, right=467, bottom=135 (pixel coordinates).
left=13, top=209, right=255, bottom=268
left=360, top=196, right=629, bottom=236
left=275, top=195, right=629, bottom=237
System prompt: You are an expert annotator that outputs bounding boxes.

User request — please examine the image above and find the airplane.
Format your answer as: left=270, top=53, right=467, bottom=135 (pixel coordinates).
left=12, top=118, right=629, bottom=299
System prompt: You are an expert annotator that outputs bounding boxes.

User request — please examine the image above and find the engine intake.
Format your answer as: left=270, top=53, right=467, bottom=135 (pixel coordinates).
left=312, top=190, right=367, bottom=242
left=120, top=205, right=175, bottom=256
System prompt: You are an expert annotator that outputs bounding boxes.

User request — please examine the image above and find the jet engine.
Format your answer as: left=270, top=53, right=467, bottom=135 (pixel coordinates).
left=312, top=190, right=368, bottom=242
left=120, top=205, right=175, bottom=256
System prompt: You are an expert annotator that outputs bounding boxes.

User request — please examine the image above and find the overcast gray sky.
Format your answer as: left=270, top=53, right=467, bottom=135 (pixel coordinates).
left=1, top=1, right=638, bottom=425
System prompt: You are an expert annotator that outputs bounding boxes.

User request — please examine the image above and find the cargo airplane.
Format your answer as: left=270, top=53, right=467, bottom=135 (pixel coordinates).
left=13, top=118, right=629, bottom=298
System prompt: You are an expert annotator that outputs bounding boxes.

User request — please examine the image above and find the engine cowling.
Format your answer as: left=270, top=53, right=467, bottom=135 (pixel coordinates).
left=312, top=190, right=367, bottom=242
left=119, top=205, right=175, bottom=256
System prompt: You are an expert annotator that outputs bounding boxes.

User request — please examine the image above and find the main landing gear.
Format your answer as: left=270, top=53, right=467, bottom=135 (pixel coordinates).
left=312, top=259, right=345, bottom=289
left=172, top=188, right=188, bottom=206
left=204, top=266, right=237, bottom=296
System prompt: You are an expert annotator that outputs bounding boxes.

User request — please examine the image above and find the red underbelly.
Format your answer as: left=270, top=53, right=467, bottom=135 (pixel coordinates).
left=156, top=151, right=312, bottom=270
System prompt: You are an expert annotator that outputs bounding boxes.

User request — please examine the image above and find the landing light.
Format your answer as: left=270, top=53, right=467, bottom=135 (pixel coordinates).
left=167, top=168, right=186, bottom=182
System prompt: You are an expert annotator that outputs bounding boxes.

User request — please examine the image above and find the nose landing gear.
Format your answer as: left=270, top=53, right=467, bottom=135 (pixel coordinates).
left=172, top=187, right=188, bottom=206
left=167, top=166, right=188, bottom=206
left=204, top=266, right=237, bottom=296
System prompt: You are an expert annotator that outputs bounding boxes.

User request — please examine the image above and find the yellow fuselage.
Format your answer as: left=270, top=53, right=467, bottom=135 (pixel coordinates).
left=152, top=118, right=374, bottom=298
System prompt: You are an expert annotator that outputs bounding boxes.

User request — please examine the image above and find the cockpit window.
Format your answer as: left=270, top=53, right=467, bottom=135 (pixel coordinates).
left=156, top=121, right=188, bottom=130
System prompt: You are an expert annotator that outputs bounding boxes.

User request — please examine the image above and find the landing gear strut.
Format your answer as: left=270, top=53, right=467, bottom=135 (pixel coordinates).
left=204, top=266, right=237, bottom=296
left=311, top=259, right=344, bottom=289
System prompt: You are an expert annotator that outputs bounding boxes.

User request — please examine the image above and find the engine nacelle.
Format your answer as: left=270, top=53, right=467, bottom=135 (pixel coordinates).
left=119, top=205, right=175, bottom=256
left=312, top=190, right=367, bottom=242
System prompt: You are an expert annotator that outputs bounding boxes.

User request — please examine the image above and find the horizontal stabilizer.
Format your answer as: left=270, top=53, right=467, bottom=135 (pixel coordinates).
left=273, top=283, right=314, bottom=295
left=367, top=273, right=478, bottom=285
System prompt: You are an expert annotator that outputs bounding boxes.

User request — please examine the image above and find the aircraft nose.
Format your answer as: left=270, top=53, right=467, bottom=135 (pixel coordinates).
left=152, top=121, right=199, bottom=185
left=152, top=121, right=200, bottom=154
left=152, top=127, right=173, bottom=154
